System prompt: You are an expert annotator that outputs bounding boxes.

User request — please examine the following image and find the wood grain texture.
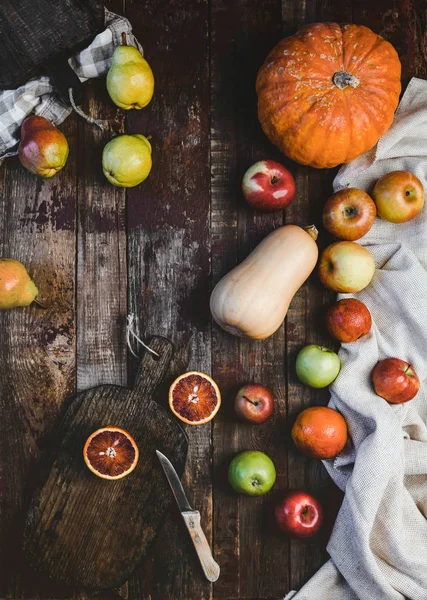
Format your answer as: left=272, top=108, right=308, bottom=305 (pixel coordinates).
left=210, top=0, right=291, bottom=598
left=0, top=110, right=77, bottom=599
left=75, top=0, right=128, bottom=593
left=23, top=337, right=188, bottom=591
left=123, top=1, right=212, bottom=599
left=76, top=78, right=127, bottom=392
left=1, top=0, right=427, bottom=599
left=181, top=511, right=220, bottom=583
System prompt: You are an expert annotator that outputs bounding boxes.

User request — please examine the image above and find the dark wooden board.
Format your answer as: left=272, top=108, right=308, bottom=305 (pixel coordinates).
left=76, top=75, right=127, bottom=393
left=124, top=1, right=212, bottom=599
left=23, top=337, right=188, bottom=591
left=1, top=1, right=427, bottom=599
left=0, top=100, right=78, bottom=600
left=210, top=0, right=290, bottom=597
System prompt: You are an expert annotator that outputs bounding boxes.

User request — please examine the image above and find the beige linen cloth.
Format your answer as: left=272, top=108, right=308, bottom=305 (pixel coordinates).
left=285, top=77, right=427, bottom=600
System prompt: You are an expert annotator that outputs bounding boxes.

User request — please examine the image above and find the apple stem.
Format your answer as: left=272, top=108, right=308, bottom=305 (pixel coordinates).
left=121, top=32, right=127, bottom=46
left=242, top=395, right=258, bottom=407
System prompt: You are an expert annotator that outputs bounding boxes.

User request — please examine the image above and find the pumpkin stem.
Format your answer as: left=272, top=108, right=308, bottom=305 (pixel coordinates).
left=304, top=224, right=318, bottom=241
left=333, top=71, right=360, bottom=90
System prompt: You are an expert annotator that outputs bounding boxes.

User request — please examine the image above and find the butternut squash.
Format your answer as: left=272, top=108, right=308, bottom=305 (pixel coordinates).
left=210, top=225, right=318, bottom=340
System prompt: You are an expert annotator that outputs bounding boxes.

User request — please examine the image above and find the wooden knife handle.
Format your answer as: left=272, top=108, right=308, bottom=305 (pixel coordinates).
left=182, top=511, right=220, bottom=582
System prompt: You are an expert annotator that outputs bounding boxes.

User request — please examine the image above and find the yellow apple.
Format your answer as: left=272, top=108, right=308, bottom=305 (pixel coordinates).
left=372, top=171, right=424, bottom=223
left=318, top=241, right=375, bottom=293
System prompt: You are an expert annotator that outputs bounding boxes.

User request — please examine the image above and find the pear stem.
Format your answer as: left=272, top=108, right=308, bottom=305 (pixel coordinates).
left=121, top=32, right=127, bottom=46
left=33, top=298, right=50, bottom=309
left=304, top=224, right=319, bottom=241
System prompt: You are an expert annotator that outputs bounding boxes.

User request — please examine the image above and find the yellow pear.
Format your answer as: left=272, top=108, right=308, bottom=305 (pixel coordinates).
left=106, top=45, right=154, bottom=110
left=0, top=259, right=38, bottom=309
left=102, top=134, right=152, bottom=187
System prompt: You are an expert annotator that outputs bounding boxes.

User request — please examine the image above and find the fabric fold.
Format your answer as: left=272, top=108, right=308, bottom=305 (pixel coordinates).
left=288, top=77, right=427, bottom=600
left=0, top=9, right=143, bottom=159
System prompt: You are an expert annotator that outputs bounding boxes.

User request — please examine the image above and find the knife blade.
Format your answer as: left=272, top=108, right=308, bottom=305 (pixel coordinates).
left=156, top=450, right=220, bottom=583
left=156, top=449, right=193, bottom=511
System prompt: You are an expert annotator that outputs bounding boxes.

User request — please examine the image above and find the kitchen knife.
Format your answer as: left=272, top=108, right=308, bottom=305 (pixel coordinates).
left=156, top=450, right=220, bottom=582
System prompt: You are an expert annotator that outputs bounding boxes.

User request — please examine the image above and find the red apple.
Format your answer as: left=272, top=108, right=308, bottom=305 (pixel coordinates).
left=242, top=160, right=295, bottom=212
left=322, top=188, right=377, bottom=241
left=234, top=383, right=274, bottom=424
left=275, top=490, right=323, bottom=539
left=326, top=298, right=372, bottom=343
left=372, top=171, right=424, bottom=223
left=372, top=358, right=420, bottom=404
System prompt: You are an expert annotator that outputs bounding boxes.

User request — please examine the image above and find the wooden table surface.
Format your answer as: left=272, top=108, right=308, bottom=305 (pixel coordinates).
left=0, top=1, right=425, bottom=599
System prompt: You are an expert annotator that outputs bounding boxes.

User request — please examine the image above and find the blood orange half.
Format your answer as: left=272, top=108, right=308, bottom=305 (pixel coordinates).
left=169, top=372, right=221, bottom=425
left=83, top=426, right=139, bottom=480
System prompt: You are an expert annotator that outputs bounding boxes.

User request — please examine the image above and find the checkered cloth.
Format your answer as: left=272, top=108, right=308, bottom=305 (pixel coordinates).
left=0, top=9, right=143, bottom=159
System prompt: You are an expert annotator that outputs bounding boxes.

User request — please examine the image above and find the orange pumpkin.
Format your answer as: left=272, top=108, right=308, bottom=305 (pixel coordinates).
left=256, top=23, right=401, bottom=169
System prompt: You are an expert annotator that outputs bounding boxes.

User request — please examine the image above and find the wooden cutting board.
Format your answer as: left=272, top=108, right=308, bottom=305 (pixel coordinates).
left=23, top=336, right=188, bottom=591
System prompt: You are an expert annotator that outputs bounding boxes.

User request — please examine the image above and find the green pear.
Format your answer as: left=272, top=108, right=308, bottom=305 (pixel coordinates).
left=107, top=45, right=154, bottom=110
left=102, top=134, right=152, bottom=187
left=0, top=259, right=38, bottom=309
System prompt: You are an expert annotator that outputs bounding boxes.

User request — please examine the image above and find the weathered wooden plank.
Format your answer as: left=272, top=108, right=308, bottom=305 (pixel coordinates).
left=0, top=2, right=125, bottom=597
left=76, top=79, right=127, bottom=392
left=209, top=1, right=241, bottom=592
left=0, top=115, right=77, bottom=598
left=76, top=0, right=127, bottom=392
left=210, top=0, right=292, bottom=598
left=73, top=0, right=127, bottom=595
left=123, top=1, right=212, bottom=599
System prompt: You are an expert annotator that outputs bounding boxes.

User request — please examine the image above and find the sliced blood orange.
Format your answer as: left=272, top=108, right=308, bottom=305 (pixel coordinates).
left=169, top=372, right=221, bottom=425
left=83, top=426, right=139, bottom=480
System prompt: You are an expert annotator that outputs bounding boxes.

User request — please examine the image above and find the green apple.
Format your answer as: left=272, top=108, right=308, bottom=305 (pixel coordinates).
left=228, top=450, right=276, bottom=496
left=102, top=134, right=152, bottom=188
left=296, top=344, right=341, bottom=388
